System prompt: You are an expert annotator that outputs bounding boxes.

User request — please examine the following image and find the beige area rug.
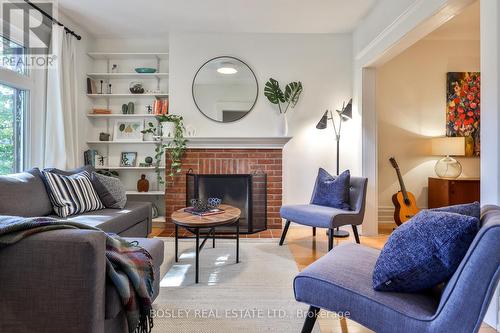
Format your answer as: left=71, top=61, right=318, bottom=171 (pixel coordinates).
left=152, top=237, right=320, bottom=333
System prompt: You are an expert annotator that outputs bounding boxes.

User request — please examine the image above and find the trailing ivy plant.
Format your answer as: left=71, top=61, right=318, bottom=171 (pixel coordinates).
left=142, top=114, right=187, bottom=183
left=264, top=78, right=303, bottom=114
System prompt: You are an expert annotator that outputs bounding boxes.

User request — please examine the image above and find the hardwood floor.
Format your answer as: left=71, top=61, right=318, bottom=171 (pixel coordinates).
left=150, top=224, right=497, bottom=333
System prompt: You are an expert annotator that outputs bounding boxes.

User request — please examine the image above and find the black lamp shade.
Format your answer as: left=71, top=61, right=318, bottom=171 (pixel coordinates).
left=316, top=111, right=328, bottom=129
left=341, top=98, right=352, bottom=120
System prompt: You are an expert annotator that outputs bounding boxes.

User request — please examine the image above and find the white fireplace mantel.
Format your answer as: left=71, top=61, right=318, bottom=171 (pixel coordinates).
left=175, top=137, right=293, bottom=149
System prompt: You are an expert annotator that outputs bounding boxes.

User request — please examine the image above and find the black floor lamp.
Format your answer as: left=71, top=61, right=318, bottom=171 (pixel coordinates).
left=316, top=98, right=353, bottom=237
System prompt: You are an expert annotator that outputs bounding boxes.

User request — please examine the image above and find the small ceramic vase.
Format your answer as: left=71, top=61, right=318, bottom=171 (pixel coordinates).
left=137, top=174, right=149, bottom=192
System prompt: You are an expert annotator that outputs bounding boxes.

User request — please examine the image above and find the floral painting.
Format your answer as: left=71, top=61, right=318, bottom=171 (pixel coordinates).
left=446, top=72, right=480, bottom=157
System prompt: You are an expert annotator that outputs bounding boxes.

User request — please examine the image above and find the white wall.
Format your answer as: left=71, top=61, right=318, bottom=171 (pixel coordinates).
left=377, top=38, right=480, bottom=210
left=169, top=32, right=354, bottom=208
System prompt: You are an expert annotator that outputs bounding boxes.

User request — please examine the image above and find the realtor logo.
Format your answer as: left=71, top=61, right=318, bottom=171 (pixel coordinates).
left=2, top=1, right=53, bottom=55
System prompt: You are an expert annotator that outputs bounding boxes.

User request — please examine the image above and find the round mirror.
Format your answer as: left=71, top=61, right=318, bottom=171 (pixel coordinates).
left=192, top=56, right=258, bottom=123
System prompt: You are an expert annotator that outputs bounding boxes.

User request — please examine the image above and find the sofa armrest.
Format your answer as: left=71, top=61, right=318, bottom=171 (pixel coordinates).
left=0, top=229, right=106, bottom=333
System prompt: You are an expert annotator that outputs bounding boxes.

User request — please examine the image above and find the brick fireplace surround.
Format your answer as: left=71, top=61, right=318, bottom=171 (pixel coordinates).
left=165, top=148, right=283, bottom=231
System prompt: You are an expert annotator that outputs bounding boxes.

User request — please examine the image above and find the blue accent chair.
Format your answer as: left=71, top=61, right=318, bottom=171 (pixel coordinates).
left=279, top=176, right=368, bottom=250
left=294, top=205, right=500, bottom=333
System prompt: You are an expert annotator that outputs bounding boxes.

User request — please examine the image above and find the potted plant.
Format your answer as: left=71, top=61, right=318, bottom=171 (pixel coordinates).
left=141, top=114, right=187, bottom=182
left=264, top=78, right=303, bottom=136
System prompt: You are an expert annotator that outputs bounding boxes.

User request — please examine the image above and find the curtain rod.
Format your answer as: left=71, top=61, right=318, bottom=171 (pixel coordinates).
left=24, top=0, right=81, bottom=40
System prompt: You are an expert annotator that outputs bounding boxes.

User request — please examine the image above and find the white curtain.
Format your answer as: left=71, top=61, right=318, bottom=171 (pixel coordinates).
left=44, top=25, right=78, bottom=169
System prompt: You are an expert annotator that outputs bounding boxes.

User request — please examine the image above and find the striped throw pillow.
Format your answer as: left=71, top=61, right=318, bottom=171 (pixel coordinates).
left=41, top=170, right=104, bottom=217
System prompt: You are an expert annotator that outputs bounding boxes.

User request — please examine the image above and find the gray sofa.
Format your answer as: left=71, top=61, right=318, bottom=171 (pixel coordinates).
left=0, top=169, right=165, bottom=332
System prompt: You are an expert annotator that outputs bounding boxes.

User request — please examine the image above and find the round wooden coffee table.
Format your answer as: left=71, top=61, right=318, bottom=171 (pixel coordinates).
left=171, top=204, right=241, bottom=283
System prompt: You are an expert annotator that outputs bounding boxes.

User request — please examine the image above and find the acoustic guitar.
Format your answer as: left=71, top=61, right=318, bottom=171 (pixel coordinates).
left=389, top=157, right=420, bottom=225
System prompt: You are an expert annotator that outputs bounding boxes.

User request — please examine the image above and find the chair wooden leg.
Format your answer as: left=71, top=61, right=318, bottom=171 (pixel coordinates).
left=279, top=220, right=291, bottom=246
left=312, top=227, right=316, bottom=236
left=301, top=306, right=320, bottom=333
left=328, top=228, right=334, bottom=251
left=352, top=225, right=360, bottom=244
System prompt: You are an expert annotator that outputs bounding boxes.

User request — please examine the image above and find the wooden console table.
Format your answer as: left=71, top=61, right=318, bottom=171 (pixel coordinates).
left=428, top=177, right=480, bottom=208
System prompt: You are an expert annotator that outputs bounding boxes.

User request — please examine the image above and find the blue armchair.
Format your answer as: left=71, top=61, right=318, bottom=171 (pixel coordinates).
left=294, top=205, right=500, bottom=333
left=279, top=176, right=368, bottom=250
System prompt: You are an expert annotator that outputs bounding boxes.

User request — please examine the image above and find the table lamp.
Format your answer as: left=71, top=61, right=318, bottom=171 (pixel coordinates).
left=431, top=137, right=465, bottom=179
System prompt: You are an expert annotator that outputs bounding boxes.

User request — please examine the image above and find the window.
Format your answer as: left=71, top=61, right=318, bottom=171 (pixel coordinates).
left=0, top=83, right=26, bottom=174
left=0, top=34, right=28, bottom=175
left=0, top=35, right=27, bottom=75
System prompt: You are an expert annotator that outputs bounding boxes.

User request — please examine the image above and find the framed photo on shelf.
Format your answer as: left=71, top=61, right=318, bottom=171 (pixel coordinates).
left=113, top=120, right=144, bottom=142
left=120, top=152, right=137, bottom=167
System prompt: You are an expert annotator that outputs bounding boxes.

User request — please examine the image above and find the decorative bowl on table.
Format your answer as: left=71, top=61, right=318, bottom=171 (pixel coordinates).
left=190, top=198, right=222, bottom=212
left=129, top=81, right=145, bottom=94
left=135, top=67, right=157, bottom=74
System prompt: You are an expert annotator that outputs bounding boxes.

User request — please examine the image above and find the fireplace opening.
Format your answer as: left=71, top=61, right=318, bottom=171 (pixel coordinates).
left=186, top=173, right=267, bottom=234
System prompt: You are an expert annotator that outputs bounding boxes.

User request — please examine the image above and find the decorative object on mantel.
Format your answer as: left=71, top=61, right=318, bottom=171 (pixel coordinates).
left=185, top=124, right=196, bottom=137
left=431, top=136, right=465, bottom=179
left=120, top=152, right=137, bottom=167
left=107, top=83, right=112, bottom=94
left=111, top=64, right=118, bottom=73
left=137, top=174, right=150, bottom=192
left=129, top=81, right=145, bottom=94
left=192, top=56, right=258, bottom=123
left=264, top=78, right=303, bottom=136
left=113, top=120, right=143, bottom=141
left=99, top=80, right=104, bottom=94
left=99, top=132, right=110, bottom=141
left=446, top=72, right=480, bottom=157
left=316, top=98, right=352, bottom=238
left=141, top=114, right=187, bottom=181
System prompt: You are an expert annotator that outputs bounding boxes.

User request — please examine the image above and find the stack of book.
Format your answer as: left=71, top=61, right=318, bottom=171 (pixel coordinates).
left=84, top=149, right=98, bottom=167
left=153, top=98, right=169, bottom=115
left=92, top=108, right=112, bottom=114
left=86, top=78, right=99, bottom=94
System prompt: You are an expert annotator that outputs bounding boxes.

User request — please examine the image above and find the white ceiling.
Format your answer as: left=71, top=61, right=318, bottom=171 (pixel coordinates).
left=57, top=0, right=378, bottom=38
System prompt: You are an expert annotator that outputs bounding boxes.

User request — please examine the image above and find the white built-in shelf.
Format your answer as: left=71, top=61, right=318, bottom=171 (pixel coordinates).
left=87, top=141, right=159, bottom=144
left=95, top=166, right=165, bottom=170
left=126, top=190, right=164, bottom=196
left=87, top=73, right=169, bottom=80
left=87, top=52, right=169, bottom=60
left=87, top=93, right=168, bottom=98
left=87, top=114, right=158, bottom=118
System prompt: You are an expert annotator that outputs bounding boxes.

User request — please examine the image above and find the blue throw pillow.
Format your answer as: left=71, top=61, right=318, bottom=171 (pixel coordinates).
left=430, top=201, right=480, bottom=219
left=311, top=168, right=350, bottom=210
left=372, top=210, right=479, bottom=292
